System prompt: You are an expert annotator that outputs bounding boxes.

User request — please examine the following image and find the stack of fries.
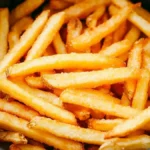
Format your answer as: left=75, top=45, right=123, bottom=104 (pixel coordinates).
left=1, top=0, right=150, bottom=149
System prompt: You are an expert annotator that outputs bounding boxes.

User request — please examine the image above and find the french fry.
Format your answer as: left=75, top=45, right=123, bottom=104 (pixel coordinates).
left=0, top=98, right=39, bottom=121
left=0, top=10, right=50, bottom=73
left=0, top=74, right=77, bottom=125
left=26, top=12, right=65, bottom=61
left=53, top=32, right=67, bottom=54
left=28, top=116, right=109, bottom=145
left=100, top=135, right=150, bottom=150
left=71, top=5, right=132, bottom=50
left=105, top=107, right=150, bottom=138
left=0, top=111, right=83, bottom=150
left=0, top=131, right=27, bottom=144
left=42, top=68, right=140, bottom=89
left=10, top=0, right=44, bottom=25
left=101, top=33, right=113, bottom=50
left=7, top=54, right=125, bottom=77
left=86, top=5, right=106, bottom=29
left=0, top=8, right=9, bottom=60
left=60, top=89, right=140, bottom=119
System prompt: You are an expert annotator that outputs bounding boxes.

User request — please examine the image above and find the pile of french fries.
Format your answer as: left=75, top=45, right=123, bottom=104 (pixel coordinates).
left=1, top=0, right=150, bottom=149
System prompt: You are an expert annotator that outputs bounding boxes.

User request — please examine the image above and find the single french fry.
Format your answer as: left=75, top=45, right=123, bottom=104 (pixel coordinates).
left=142, top=53, right=150, bottom=70
left=28, top=116, right=110, bottom=145
left=42, top=68, right=140, bottom=89
left=88, top=119, right=124, bottom=131
left=105, top=107, right=150, bottom=138
left=0, top=8, right=9, bottom=60
left=86, top=5, right=106, bottom=29
left=0, top=10, right=50, bottom=73
left=0, top=98, right=39, bottom=121
left=0, top=111, right=83, bottom=150
left=8, top=32, right=19, bottom=50
left=99, top=39, right=132, bottom=57
left=100, top=135, right=150, bottom=150
left=53, top=32, right=67, bottom=54
left=0, top=74, right=77, bottom=125
left=71, top=5, right=132, bottom=50
left=60, top=89, right=140, bottom=119
left=10, top=0, right=44, bottom=25
left=0, top=131, right=27, bottom=144
left=7, top=53, right=125, bottom=77
left=101, top=33, right=113, bottom=50
left=64, top=0, right=110, bottom=22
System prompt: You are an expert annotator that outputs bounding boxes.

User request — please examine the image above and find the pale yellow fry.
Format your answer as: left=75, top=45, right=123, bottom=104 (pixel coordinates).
left=0, top=8, right=9, bottom=60
left=71, top=5, right=132, bottom=50
left=53, top=32, right=67, bottom=54
left=60, top=89, right=140, bottom=119
left=43, top=68, right=140, bottom=89
left=99, top=39, right=132, bottom=57
left=26, top=12, right=65, bottom=61
left=86, top=5, right=106, bottom=29
left=7, top=53, right=125, bottom=77
left=0, top=98, right=39, bottom=121
left=0, top=10, right=50, bottom=73
left=8, top=31, right=19, bottom=49
left=10, top=0, right=44, bottom=25
left=132, top=69, right=150, bottom=110
left=100, top=135, right=150, bottom=150
left=105, top=107, right=150, bottom=138
left=64, top=0, right=110, bottom=22
left=28, top=116, right=110, bottom=145
left=142, top=53, right=150, bottom=70
left=0, top=74, right=76, bottom=125
left=0, top=131, right=27, bottom=144
left=0, top=111, right=83, bottom=150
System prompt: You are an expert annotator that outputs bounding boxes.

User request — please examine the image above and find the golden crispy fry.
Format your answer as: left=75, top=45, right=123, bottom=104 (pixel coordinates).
left=0, top=111, right=83, bottom=150
left=42, top=68, right=139, bottom=89
left=7, top=54, right=125, bottom=77
left=8, top=32, right=19, bottom=50
left=53, top=32, right=67, bottom=54
left=0, top=8, right=9, bottom=60
left=142, top=53, right=150, bottom=70
left=0, top=74, right=76, bottom=125
left=0, top=10, right=50, bottom=73
left=10, top=0, right=44, bottom=25
left=0, top=131, right=27, bottom=144
left=86, top=5, right=106, bottom=29
left=0, top=98, right=39, bottom=121
left=64, top=0, right=110, bottom=22
left=101, top=33, right=113, bottom=50
left=26, top=12, right=65, bottom=61
left=100, top=135, right=150, bottom=150
left=105, top=107, right=150, bottom=138
left=71, top=5, right=132, bottom=50
left=28, top=116, right=110, bottom=145
left=60, top=89, right=140, bottom=118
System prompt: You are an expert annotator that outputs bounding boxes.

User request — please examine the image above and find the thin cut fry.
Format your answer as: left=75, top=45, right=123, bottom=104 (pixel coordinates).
left=60, top=89, right=140, bottom=118
left=105, top=107, right=150, bottom=138
left=0, top=10, right=50, bottom=73
left=0, top=131, right=27, bottom=144
left=0, top=8, right=9, bottom=60
left=0, top=111, right=83, bottom=150
left=10, top=0, right=44, bottom=25
left=71, top=5, right=132, bottom=50
left=7, top=53, right=125, bottom=77
left=26, top=12, right=65, bottom=61
left=42, top=68, right=140, bottom=89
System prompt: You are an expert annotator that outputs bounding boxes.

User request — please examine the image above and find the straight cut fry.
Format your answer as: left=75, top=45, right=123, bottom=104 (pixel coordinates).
left=42, top=68, right=140, bottom=89
left=7, top=53, right=125, bottom=77
left=61, top=89, right=140, bottom=119
left=0, top=131, right=27, bottom=144
left=0, top=74, right=76, bottom=125
left=0, top=10, right=50, bottom=73
left=0, top=8, right=9, bottom=60
left=26, top=12, right=65, bottom=61
left=105, top=107, right=150, bottom=138
left=29, top=116, right=107, bottom=145
left=10, top=0, right=44, bottom=25
left=71, top=6, right=132, bottom=50
left=0, top=111, right=83, bottom=150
